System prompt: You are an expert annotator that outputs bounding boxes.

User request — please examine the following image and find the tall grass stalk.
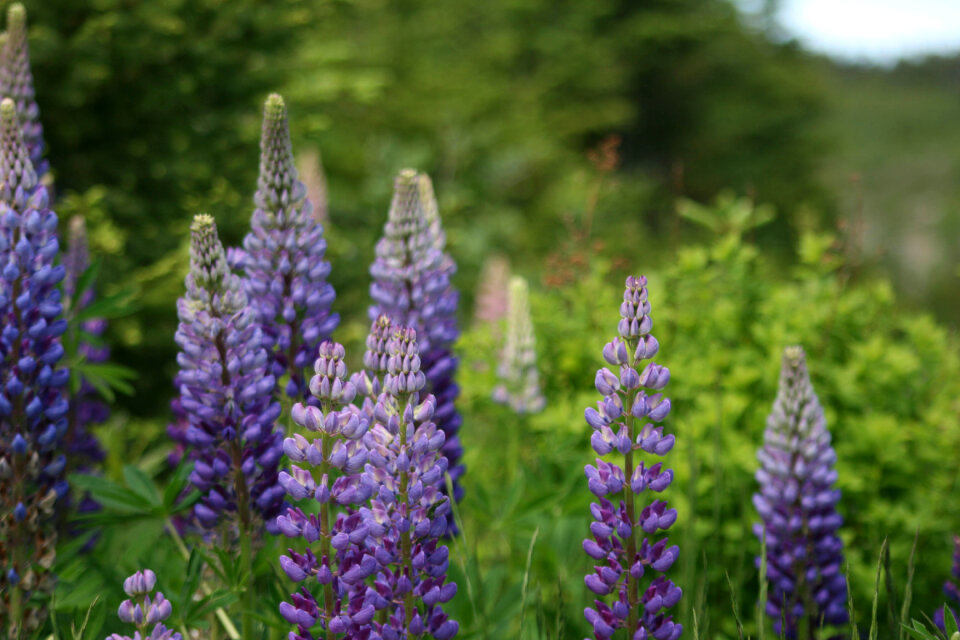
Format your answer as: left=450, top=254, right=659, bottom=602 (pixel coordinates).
left=870, top=539, right=889, bottom=640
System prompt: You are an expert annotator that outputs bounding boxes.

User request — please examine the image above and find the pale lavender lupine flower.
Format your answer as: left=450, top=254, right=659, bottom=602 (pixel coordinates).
left=0, top=97, right=67, bottom=636
left=473, top=255, right=510, bottom=328
left=492, top=276, right=545, bottom=414
left=582, top=276, right=681, bottom=640
left=107, top=569, right=182, bottom=640
left=753, top=346, right=847, bottom=636
left=276, top=340, right=381, bottom=639
left=234, top=94, right=338, bottom=401
left=361, top=326, right=458, bottom=639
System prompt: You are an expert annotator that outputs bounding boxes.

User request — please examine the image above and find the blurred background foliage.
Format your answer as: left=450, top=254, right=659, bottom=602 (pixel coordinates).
left=12, top=0, right=960, bottom=637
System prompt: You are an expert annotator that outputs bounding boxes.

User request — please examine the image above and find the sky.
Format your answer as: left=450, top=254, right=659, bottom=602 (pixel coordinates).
left=777, top=0, right=960, bottom=63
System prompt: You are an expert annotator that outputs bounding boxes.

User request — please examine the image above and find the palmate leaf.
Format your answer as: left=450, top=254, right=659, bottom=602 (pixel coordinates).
left=74, top=285, right=138, bottom=322
left=71, top=361, right=136, bottom=401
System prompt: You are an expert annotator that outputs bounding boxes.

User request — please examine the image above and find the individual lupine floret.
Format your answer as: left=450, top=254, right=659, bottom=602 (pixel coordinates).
left=235, top=94, right=338, bottom=401
left=276, top=340, right=381, bottom=639
left=107, top=569, right=183, bottom=640
left=582, top=276, right=681, bottom=640
left=0, top=4, right=47, bottom=181
left=62, top=216, right=107, bottom=469
left=361, top=326, right=459, bottom=639
left=492, top=276, right=545, bottom=414
left=369, top=170, right=463, bottom=532
left=173, top=214, right=285, bottom=535
left=934, top=536, right=960, bottom=631
left=0, top=97, right=67, bottom=636
left=753, top=346, right=847, bottom=636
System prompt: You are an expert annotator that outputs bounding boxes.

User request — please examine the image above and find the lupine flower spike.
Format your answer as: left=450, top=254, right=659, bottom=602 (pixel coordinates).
left=753, top=346, right=847, bottom=636
left=370, top=170, right=463, bottom=533
left=63, top=216, right=108, bottom=471
left=582, top=275, right=681, bottom=640
left=934, top=536, right=960, bottom=631
left=0, top=4, right=48, bottom=181
left=172, top=214, right=285, bottom=534
left=276, top=340, right=379, bottom=639
left=107, top=569, right=183, bottom=640
left=473, top=255, right=510, bottom=328
left=492, top=276, right=545, bottom=414
left=362, top=326, right=459, bottom=639
left=297, top=147, right=329, bottom=224
left=236, top=93, right=338, bottom=401
left=0, top=96, right=67, bottom=636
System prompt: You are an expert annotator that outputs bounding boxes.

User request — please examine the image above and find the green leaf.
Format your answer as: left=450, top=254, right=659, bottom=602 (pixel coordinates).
left=68, top=473, right=153, bottom=514
left=122, top=465, right=161, bottom=507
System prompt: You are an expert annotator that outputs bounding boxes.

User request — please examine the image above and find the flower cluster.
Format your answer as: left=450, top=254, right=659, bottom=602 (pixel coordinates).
left=276, top=340, right=377, bottom=638
left=107, top=569, right=182, bottom=640
left=235, top=93, right=338, bottom=400
left=582, top=275, right=681, bottom=640
left=171, top=214, right=285, bottom=535
left=369, top=170, right=463, bottom=532
left=0, top=96, right=66, bottom=636
left=63, top=216, right=108, bottom=469
left=0, top=4, right=47, bottom=182
left=753, top=346, right=847, bottom=636
left=492, top=276, right=545, bottom=414
left=935, top=536, right=960, bottom=631
left=276, top=321, right=458, bottom=639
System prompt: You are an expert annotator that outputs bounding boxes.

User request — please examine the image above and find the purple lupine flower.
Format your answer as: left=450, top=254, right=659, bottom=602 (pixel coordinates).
left=492, top=276, right=545, bottom=414
left=0, top=4, right=48, bottom=181
left=276, top=340, right=380, bottom=639
left=234, top=93, right=338, bottom=402
left=173, top=214, right=285, bottom=535
left=107, top=569, right=183, bottom=640
left=369, top=170, right=463, bottom=534
left=753, top=346, right=847, bottom=636
left=582, top=276, right=682, bottom=640
left=934, top=536, right=960, bottom=631
left=63, top=216, right=107, bottom=468
left=0, top=96, right=67, bottom=636
left=361, top=326, right=459, bottom=639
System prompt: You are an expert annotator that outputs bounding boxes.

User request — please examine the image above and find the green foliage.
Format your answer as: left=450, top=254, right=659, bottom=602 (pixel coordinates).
left=451, top=208, right=960, bottom=639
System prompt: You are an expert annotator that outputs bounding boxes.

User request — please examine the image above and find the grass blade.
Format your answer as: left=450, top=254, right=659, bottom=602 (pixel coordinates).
left=518, top=526, right=540, bottom=640
left=846, top=561, right=859, bottom=640
left=758, top=528, right=768, bottom=640
left=899, top=530, right=919, bottom=640
left=870, top=538, right=889, bottom=640
left=725, top=571, right=745, bottom=640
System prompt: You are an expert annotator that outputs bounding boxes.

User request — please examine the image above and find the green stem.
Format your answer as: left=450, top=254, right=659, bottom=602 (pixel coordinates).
left=399, top=394, right=415, bottom=633
left=165, top=519, right=241, bottom=640
left=317, top=423, right=335, bottom=621
left=623, top=379, right=639, bottom=638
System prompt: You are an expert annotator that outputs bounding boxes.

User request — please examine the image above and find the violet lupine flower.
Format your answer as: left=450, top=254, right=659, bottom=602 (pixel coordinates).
left=173, top=214, right=285, bottom=535
left=235, top=93, right=338, bottom=401
left=0, top=96, right=67, bottom=636
left=492, top=276, right=545, bottom=414
left=107, top=569, right=183, bottom=640
left=0, top=4, right=48, bottom=181
left=361, top=326, right=458, bottom=639
left=276, top=340, right=380, bottom=639
left=753, top=346, right=847, bottom=636
left=63, top=216, right=107, bottom=468
left=369, top=170, right=463, bottom=533
left=934, top=536, right=960, bottom=631
left=582, top=275, right=681, bottom=640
